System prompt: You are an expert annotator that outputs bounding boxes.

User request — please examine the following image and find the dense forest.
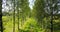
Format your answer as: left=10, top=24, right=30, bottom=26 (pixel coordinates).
left=0, top=0, right=60, bottom=32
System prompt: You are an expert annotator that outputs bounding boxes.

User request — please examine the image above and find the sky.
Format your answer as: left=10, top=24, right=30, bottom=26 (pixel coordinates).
left=2, top=0, right=60, bottom=14
left=29, top=0, right=35, bottom=9
left=2, top=0, right=35, bottom=12
left=2, top=0, right=6, bottom=12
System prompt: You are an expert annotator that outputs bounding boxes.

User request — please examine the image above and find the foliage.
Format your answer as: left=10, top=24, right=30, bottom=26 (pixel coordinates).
left=2, top=0, right=60, bottom=32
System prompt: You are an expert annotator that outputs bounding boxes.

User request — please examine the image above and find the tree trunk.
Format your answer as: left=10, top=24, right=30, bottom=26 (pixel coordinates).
left=0, top=0, right=3, bottom=32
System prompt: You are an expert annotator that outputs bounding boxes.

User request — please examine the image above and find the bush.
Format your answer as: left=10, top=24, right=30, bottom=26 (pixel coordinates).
left=19, top=18, right=45, bottom=32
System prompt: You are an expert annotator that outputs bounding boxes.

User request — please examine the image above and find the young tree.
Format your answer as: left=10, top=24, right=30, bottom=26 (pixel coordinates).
left=33, top=0, right=45, bottom=27
left=16, top=0, right=31, bottom=31
left=18, top=0, right=30, bottom=26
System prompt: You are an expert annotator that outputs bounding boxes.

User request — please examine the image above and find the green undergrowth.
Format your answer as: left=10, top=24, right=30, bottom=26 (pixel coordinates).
left=2, top=16, right=60, bottom=32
